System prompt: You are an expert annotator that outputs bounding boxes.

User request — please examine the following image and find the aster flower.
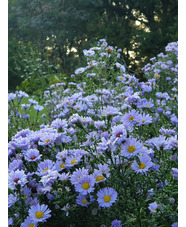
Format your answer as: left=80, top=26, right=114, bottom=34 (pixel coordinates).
left=8, top=193, right=18, bottom=207
left=28, top=203, right=51, bottom=223
left=83, top=49, right=95, bottom=57
left=75, top=67, right=86, bottom=75
left=14, top=137, right=30, bottom=150
left=70, top=167, right=89, bottom=185
left=51, top=118, right=68, bottom=129
left=110, top=124, right=127, bottom=145
left=111, top=219, right=122, bottom=227
left=171, top=222, right=178, bottom=227
left=40, top=170, right=59, bottom=186
left=8, top=169, right=27, bottom=190
left=28, top=99, right=38, bottom=105
left=131, top=154, right=153, bottom=174
left=93, top=169, right=106, bottom=184
left=20, top=216, right=37, bottom=227
left=122, top=109, right=140, bottom=126
left=97, top=187, right=118, bottom=208
left=76, top=194, right=94, bottom=207
left=172, top=168, right=178, bottom=180
left=34, top=105, right=44, bottom=112
left=148, top=202, right=158, bottom=214
left=115, top=62, right=126, bottom=72
left=24, top=148, right=42, bottom=162
left=74, top=174, right=95, bottom=195
left=38, top=132, right=57, bottom=146
left=8, top=159, right=23, bottom=172
left=65, top=155, right=82, bottom=168
left=121, top=138, right=143, bottom=158
left=37, top=160, right=56, bottom=176
left=101, top=106, right=120, bottom=116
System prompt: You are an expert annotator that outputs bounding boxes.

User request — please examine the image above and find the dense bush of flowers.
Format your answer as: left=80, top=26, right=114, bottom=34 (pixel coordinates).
left=8, top=39, right=178, bottom=227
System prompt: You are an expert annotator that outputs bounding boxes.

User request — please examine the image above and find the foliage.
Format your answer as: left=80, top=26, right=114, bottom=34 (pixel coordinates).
left=8, top=40, right=178, bottom=226
left=8, top=0, right=178, bottom=91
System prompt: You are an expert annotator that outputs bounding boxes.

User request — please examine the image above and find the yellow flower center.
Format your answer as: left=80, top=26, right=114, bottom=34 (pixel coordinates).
left=29, top=224, right=35, bottom=227
left=152, top=208, right=157, bottom=213
left=77, top=107, right=80, bottom=110
left=35, top=211, right=44, bottom=219
left=120, top=77, right=123, bottom=80
left=138, top=162, right=146, bottom=169
left=146, top=105, right=150, bottom=107
left=129, top=116, right=134, bottom=121
left=60, top=163, right=65, bottom=169
left=142, top=119, right=146, bottom=123
left=45, top=139, right=50, bottom=143
left=104, top=195, right=111, bottom=202
left=82, top=199, right=87, bottom=204
left=96, top=176, right=105, bottom=182
left=42, top=167, right=48, bottom=172
left=67, top=103, right=71, bottom=106
left=71, top=159, right=77, bottom=165
left=82, top=182, right=90, bottom=190
left=128, top=145, right=136, bottom=153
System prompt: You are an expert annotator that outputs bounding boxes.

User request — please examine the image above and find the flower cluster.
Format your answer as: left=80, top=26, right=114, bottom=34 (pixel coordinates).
left=8, top=39, right=178, bottom=226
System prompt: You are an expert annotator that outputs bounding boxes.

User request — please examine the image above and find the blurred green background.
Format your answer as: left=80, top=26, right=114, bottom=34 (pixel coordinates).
left=8, top=0, right=178, bottom=94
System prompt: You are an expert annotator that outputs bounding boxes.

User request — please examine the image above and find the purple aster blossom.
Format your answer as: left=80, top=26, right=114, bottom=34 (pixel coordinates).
left=83, top=49, right=95, bottom=56
left=145, top=136, right=167, bottom=150
left=131, top=154, right=153, bottom=174
left=51, top=118, right=68, bottom=129
left=69, top=113, right=81, bottom=124
left=59, top=172, right=70, bottom=181
left=8, top=159, right=23, bottom=172
left=70, top=167, right=89, bottom=185
left=75, top=67, right=86, bottom=75
left=122, top=109, right=140, bottom=126
left=37, top=160, right=56, bottom=176
left=143, top=101, right=154, bottom=108
left=110, top=124, right=127, bottom=145
left=24, top=148, right=42, bottom=162
left=117, top=76, right=126, bottom=83
left=56, top=149, right=68, bottom=160
left=97, top=187, right=118, bottom=208
left=55, top=160, right=67, bottom=172
left=40, top=170, right=59, bottom=186
left=74, top=174, right=95, bottom=195
left=148, top=202, right=158, bottom=214
left=16, top=90, right=29, bottom=101
left=8, top=193, right=18, bottom=207
left=96, top=137, right=111, bottom=153
left=73, top=102, right=88, bottom=112
left=76, top=193, right=94, bottom=207
left=80, top=116, right=94, bottom=124
left=20, top=216, right=37, bottom=227
left=8, top=93, right=16, bottom=102
left=93, top=169, right=107, bottom=184
left=14, top=137, right=30, bottom=150
left=153, top=68, right=161, bottom=73
left=171, top=115, right=178, bottom=126
left=121, top=138, right=143, bottom=158
left=97, top=163, right=110, bottom=178
left=111, top=219, right=122, bottom=227
left=172, top=168, right=178, bottom=180
left=101, top=106, right=121, bottom=116
left=28, top=99, right=38, bottom=105
left=34, top=105, right=44, bottom=112
left=8, top=169, right=27, bottom=190
left=161, top=63, right=168, bottom=69
left=38, top=132, right=57, bottom=146
left=21, top=186, right=32, bottom=199
left=21, top=104, right=31, bottom=110
left=94, top=120, right=106, bottom=129
left=137, top=113, right=153, bottom=125
left=65, top=155, right=82, bottom=168
left=115, top=62, right=126, bottom=72
left=28, top=203, right=51, bottom=223
left=156, top=108, right=164, bottom=113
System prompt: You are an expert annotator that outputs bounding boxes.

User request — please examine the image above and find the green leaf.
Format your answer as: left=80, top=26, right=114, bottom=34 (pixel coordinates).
left=124, top=217, right=137, bottom=225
